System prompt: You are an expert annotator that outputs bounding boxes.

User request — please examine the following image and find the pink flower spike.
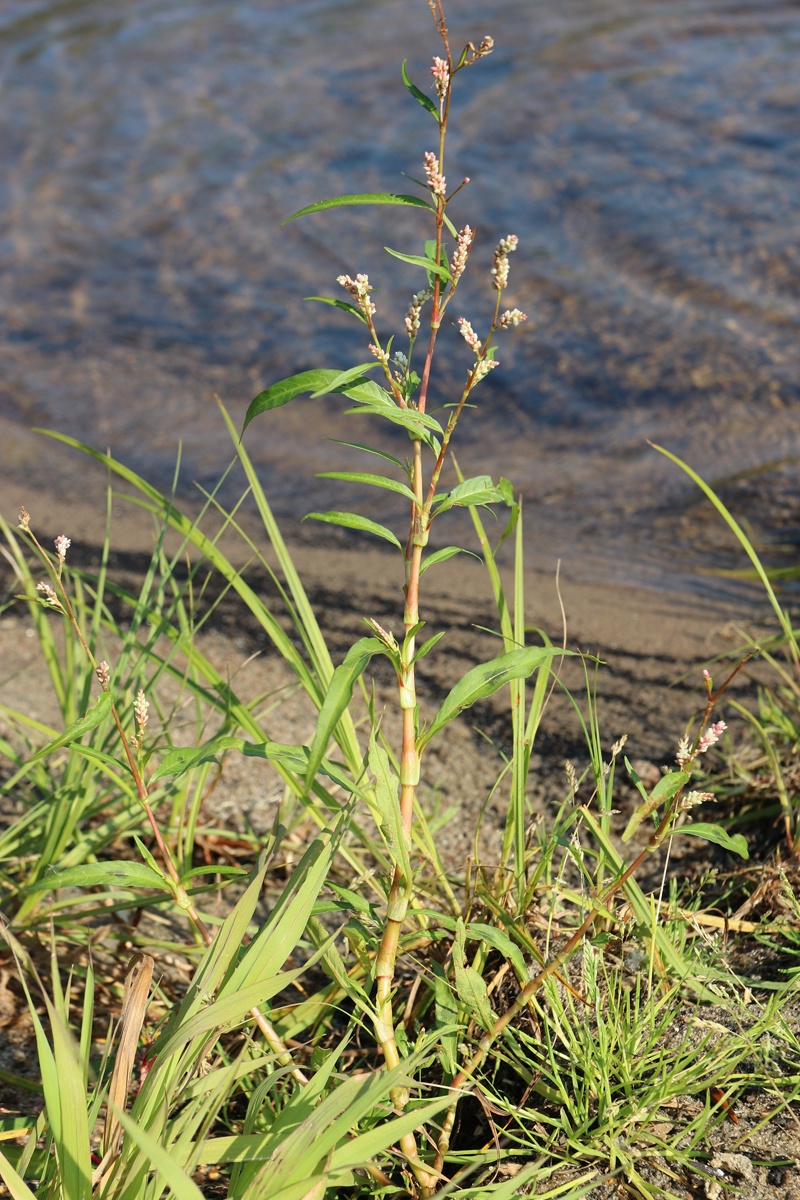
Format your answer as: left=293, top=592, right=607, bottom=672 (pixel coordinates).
left=54, top=535, right=71, bottom=563
left=96, top=661, right=111, bottom=688
left=134, top=689, right=149, bottom=732
left=423, top=151, right=446, bottom=198
left=697, top=720, right=727, bottom=754
left=457, top=317, right=482, bottom=353
left=431, top=56, right=449, bottom=100
left=450, top=226, right=474, bottom=282
left=499, top=308, right=527, bottom=329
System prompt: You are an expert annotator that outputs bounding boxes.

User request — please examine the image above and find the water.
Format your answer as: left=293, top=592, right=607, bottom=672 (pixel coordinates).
left=1, top=0, right=799, bottom=596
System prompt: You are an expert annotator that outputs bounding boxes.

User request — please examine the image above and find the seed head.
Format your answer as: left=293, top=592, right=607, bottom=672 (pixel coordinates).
left=18, top=507, right=30, bottom=531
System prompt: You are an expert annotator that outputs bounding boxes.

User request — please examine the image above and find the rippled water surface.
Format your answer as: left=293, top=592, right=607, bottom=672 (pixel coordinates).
left=2, top=0, right=799, bottom=593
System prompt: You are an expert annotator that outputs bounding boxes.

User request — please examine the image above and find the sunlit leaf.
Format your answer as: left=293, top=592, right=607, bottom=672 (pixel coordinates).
left=26, top=862, right=169, bottom=893
left=303, top=511, right=402, bottom=549
left=621, top=771, right=691, bottom=843
left=306, top=638, right=386, bottom=784
left=679, top=823, right=749, bottom=859
left=304, top=296, right=367, bottom=323
left=384, top=246, right=451, bottom=281
left=418, top=646, right=564, bottom=749
left=316, top=470, right=417, bottom=505
left=243, top=369, right=381, bottom=433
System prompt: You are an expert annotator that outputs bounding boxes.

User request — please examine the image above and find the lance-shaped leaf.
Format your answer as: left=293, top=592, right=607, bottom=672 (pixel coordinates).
left=419, top=546, right=477, bottom=574
left=242, top=370, right=384, bottom=433
left=26, top=692, right=112, bottom=766
left=304, top=296, right=367, bottom=323
left=384, top=246, right=451, bottom=282
left=432, top=475, right=508, bottom=517
left=316, top=471, right=418, bottom=506
left=26, top=862, right=170, bottom=894
left=452, top=921, right=494, bottom=1031
left=678, top=823, right=748, bottom=859
left=368, top=735, right=411, bottom=882
left=283, top=192, right=458, bottom=238
left=309, top=363, right=377, bottom=398
left=303, top=511, right=402, bottom=550
left=418, top=646, right=564, bottom=750
left=401, top=59, right=439, bottom=120
left=621, top=771, right=690, bottom=843
left=306, top=638, right=385, bottom=785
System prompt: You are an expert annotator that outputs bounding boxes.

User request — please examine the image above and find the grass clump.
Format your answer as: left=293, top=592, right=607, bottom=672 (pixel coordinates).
left=0, top=3, right=799, bottom=1198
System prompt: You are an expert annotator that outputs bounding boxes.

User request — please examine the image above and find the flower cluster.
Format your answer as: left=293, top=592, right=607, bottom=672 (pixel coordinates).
left=54, top=535, right=71, bottom=563
left=36, top=581, right=64, bottom=610
left=431, top=56, right=449, bottom=100
left=676, top=720, right=727, bottom=769
left=491, top=234, right=519, bottom=291
left=450, top=226, right=473, bottom=283
left=423, top=151, right=446, bottom=198
left=96, top=660, right=111, bottom=689
left=337, top=273, right=376, bottom=319
left=134, top=689, right=149, bottom=732
left=499, top=308, right=527, bottom=329
left=405, top=287, right=432, bottom=337
left=473, top=358, right=499, bottom=382
left=369, top=342, right=389, bottom=366
left=677, top=789, right=714, bottom=813
left=457, top=317, right=482, bottom=353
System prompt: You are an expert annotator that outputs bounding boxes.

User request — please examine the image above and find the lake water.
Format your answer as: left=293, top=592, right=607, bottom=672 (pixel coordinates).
left=2, top=0, right=799, bottom=597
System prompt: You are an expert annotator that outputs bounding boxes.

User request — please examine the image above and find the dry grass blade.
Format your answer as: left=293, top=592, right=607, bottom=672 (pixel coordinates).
left=100, top=953, right=155, bottom=1164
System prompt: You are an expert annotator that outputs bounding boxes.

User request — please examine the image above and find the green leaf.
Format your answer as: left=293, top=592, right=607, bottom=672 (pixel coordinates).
left=304, top=296, right=367, bottom=323
left=418, top=646, right=564, bottom=750
left=384, top=246, right=451, bottom=282
left=621, top=771, right=691, bottom=843
left=347, top=405, right=443, bottom=445
left=326, top=439, right=405, bottom=470
left=283, top=192, right=439, bottom=224
left=309, top=363, right=378, bottom=398
left=368, top=734, right=411, bottom=881
left=433, top=475, right=507, bottom=517
left=306, top=638, right=385, bottom=785
left=452, top=921, right=494, bottom=1030
left=410, top=630, right=445, bottom=666
left=419, top=546, right=477, bottom=574
left=679, top=823, right=749, bottom=859
left=242, top=369, right=380, bottom=433
left=303, top=511, right=402, bottom=549
left=401, top=59, right=439, bottom=119
left=151, top=736, right=363, bottom=797
left=316, top=471, right=418, bottom=505
left=27, top=692, right=112, bottom=766
left=26, top=861, right=170, bottom=893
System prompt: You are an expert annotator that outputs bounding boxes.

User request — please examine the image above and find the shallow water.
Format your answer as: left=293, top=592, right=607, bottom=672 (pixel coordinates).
left=1, top=0, right=799, bottom=597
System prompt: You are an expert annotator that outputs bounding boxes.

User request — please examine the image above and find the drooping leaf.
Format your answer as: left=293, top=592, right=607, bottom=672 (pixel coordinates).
left=679, top=823, right=749, bottom=859
left=316, top=471, right=418, bottom=505
left=418, top=646, right=564, bottom=750
left=401, top=59, right=440, bottom=119
left=304, top=296, right=367, bottom=323
left=151, top=736, right=363, bottom=796
left=384, top=246, right=451, bottom=282
left=326, top=439, right=405, bottom=470
left=347, top=405, right=444, bottom=449
left=306, top=638, right=385, bottom=784
left=303, top=511, right=402, bottom=549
